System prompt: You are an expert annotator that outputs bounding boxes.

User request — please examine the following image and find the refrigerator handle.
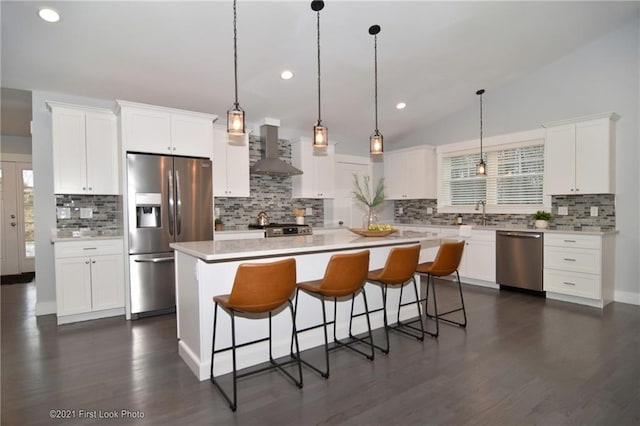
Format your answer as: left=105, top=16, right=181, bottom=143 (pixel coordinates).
left=176, top=169, right=182, bottom=236
left=168, top=169, right=174, bottom=236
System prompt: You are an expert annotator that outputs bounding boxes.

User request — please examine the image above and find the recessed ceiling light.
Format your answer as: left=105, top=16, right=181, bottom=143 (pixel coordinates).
left=280, top=70, right=294, bottom=80
left=38, top=8, right=60, bottom=23
left=396, top=102, right=406, bottom=110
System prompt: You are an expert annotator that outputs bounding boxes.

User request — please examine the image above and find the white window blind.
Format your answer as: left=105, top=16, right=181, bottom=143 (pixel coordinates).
left=441, top=142, right=544, bottom=208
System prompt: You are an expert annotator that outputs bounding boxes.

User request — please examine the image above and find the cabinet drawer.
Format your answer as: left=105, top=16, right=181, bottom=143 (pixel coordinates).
left=544, top=233, right=600, bottom=249
left=55, top=239, right=123, bottom=258
left=544, top=247, right=600, bottom=274
left=544, top=269, right=600, bottom=299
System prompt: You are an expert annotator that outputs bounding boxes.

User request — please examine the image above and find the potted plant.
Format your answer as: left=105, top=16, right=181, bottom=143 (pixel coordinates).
left=532, top=210, right=552, bottom=229
left=215, top=218, right=224, bottom=231
left=352, top=175, right=385, bottom=229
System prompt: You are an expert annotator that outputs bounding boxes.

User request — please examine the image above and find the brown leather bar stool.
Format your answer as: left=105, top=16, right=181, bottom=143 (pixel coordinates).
left=293, top=250, right=373, bottom=379
left=366, top=244, right=422, bottom=354
left=210, top=258, right=303, bottom=412
left=415, top=240, right=466, bottom=338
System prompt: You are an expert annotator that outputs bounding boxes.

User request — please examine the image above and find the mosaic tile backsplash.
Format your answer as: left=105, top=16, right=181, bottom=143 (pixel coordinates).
left=214, top=135, right=324, bottom=227
left=394, top=194, right=615, bottom=230
left=56, top=194, right=122, bottom=232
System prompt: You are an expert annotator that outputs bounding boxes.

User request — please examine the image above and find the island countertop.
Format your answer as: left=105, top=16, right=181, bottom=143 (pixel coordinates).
left=170, top=229, right=457, bottom=262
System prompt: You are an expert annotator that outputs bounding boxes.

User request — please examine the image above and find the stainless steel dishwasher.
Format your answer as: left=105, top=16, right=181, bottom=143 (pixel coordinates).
left=496, top=231, right=544, bottom=292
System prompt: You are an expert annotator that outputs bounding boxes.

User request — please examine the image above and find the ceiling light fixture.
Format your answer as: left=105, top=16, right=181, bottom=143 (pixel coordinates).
left=396, top=102, right=406, bottom=110
left=227, top=0, right=245, bottom=136
left=38, top=8, right=60, bottom=23
left=280, top=70, right=294, bottom=80
left=476, top=89, right=487, bottom=176
left=311, top=0, right=327, bottom=148
left=369, top=25, right=383, bottom=155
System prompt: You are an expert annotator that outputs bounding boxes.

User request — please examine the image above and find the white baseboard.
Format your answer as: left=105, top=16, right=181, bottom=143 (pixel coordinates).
left=614, top=290, right=640, bottom=306
left=36, top=301, right=56, bottom=316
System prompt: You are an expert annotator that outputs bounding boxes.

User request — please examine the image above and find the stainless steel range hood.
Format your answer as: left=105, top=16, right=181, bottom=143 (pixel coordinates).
left=250, top=119, right=303, bottom=176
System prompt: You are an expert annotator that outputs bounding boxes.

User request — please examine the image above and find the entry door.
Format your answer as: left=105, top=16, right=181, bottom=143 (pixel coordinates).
left=334, top=162, right=370, bottom=228
left=1, top=161, right=20, bottom=275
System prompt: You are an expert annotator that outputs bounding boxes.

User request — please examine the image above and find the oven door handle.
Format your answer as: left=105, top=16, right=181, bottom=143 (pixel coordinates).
left=134, top=257, right=175, bottom=263
left=501, top=232, right=541, bottom=238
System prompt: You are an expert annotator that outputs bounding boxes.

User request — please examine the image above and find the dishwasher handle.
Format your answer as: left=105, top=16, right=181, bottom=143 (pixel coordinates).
left=498, top=231, right=542, bottom=239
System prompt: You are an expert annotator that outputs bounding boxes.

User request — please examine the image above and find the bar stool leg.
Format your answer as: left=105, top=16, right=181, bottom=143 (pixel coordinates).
left=423, top=274, right=440, bottom=338
left=288, top=300, right=304, bottom=388
left=394, top=277, right=425, bottom=341
left=337, top=292, right=375, bottom=361
left=374, top=284, right=390, bottom=354
left=210, top=302, right=239, bottom=411
left=361, top=289, right=375, bottom=360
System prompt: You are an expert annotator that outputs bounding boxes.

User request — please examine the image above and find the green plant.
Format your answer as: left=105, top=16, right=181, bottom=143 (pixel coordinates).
left=215, top=218, right=223, bottom=225
left=532, top=210, right=552, bottom=221
left=352, top=175, right=385, bottom=208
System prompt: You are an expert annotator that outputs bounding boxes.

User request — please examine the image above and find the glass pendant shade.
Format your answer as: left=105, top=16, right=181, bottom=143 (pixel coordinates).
left=370, top=131, right=383, bottom=155
left=476, top=159, right=486, bottom=176
left=313, top=121, right=328, bottom=148
left=227, top=105, right=245, bottom=136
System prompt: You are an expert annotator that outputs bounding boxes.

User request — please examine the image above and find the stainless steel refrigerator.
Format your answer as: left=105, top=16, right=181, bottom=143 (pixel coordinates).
left=127, top=153, right=213, bottom=317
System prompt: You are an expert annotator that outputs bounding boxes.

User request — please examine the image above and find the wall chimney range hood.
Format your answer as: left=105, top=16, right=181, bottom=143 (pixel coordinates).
left=250, top=118, right=303, bottom=176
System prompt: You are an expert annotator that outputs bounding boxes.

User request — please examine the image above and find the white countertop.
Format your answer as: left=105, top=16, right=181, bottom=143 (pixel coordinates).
left=51, top=230, right=124, bottom=243
left=396, top=223, right=617, bottom=236
left=171, top=229, right=456, bottom=262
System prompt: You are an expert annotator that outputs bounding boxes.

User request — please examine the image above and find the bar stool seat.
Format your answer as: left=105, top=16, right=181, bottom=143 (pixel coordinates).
left=366, top=244, right=422, bottom=354
left=210, top=258, right=303, bottom=412
left=294, top=250, right=373, bottom=379
left=415, top=240, right=466, bottom=338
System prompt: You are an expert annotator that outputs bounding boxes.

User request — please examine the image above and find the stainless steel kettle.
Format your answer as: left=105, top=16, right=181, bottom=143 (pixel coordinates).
left=257, top=211, right=269, bottom=226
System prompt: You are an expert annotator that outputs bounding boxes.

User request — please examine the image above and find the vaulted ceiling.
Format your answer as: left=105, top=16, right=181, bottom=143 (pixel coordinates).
left=1, top=1, right=637, bottom=154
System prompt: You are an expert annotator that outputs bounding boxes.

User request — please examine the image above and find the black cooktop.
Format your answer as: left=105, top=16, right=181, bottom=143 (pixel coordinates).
left=248, top=223, right=310, bottom=230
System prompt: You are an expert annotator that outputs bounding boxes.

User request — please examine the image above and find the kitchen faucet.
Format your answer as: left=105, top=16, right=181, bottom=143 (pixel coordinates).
left=475, top=200, right=487, bottom=226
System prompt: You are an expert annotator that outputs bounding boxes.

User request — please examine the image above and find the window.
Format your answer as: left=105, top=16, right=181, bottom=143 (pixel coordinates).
left=440, top=141, right=544, bottom=210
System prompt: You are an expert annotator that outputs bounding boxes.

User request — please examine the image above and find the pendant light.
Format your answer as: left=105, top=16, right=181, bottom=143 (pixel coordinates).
left=476, top=89, right=486, bottom=176
left=227, top=0, right=245, bottom=135
left=311, top=0, right=327, bottom=147
left=369, top=25, right=383, bottom=155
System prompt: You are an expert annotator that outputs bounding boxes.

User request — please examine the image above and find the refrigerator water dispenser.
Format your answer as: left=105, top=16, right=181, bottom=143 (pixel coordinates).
left=135, top=193, right=162, bottom=228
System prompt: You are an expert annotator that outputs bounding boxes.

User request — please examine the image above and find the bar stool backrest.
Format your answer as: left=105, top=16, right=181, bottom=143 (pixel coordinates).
left=429, top=241, right=465, bottom=277
left=377, top=245, right=421, bottom=284
left=319, top=250, right=370, bottom=297
left=228, top=258, right=297, bottom=313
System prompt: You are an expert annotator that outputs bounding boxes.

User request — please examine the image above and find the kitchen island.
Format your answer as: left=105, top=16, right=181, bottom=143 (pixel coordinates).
left=170, top=229, right=457, bottom=380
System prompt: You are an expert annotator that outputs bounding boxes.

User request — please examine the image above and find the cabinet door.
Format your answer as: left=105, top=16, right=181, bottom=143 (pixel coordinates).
left=575, top=118, right=612, bottom=194
left=52, top=108, right=87, bottom=194
left=90, top=254, right=125, bottom=311
left=85, top=112, right=119, bottom=194
left=55, top=257, right=92, bottom=316
left=225, top=134, right=250, bottom=197
left=171, top=114, right=213, bottom=158
left=314, top=145, right=335, bottom=198
left=404, top=148, right=432, bottom=199
left=460, top=239, right=496, bottom=282
left=383, top=151, right=406, bottom=199
left=212, top=127, right=230, bottom=196
left=122, top=107, right=172, bottom=154
left=544, top=124, right=576, bottom=195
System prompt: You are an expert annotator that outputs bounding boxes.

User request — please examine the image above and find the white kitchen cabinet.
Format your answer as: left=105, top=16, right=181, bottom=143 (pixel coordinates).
left=543, top=232, right=615, bottom=308
left=118, top=100, right=216, bottom=159
left=459, top=230, right=496, bottom=282
left=291, top=138, right=335, bottom=199
left=383, top=146, right=436, bottom=199
left=543, top=113, right=619, bottom=195
left=49, top=102, right=119, bottom=195
left=212, top=126, right=250, bottom=197
left=54, top=239, right=125, bottom=324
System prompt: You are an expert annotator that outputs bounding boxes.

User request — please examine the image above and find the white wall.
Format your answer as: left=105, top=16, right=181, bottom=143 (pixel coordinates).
left=397, top=16, right=640, bottom=302
left=32, top=91, right=116, bottom=315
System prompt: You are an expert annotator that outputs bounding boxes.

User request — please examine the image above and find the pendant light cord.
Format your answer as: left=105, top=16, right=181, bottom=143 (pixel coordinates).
left=374, top=33, right=378, bottom=132
left=479, top=91, right=483, bottom=159
left=233, top=0, right=239, bottom=107
left=316, top=9, right=322, bottom=122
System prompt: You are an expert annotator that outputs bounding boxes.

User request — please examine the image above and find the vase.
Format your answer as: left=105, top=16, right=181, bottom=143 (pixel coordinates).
left=362, top=207, right=378, bottom=230
left=534, top=220, right=548, bottom=229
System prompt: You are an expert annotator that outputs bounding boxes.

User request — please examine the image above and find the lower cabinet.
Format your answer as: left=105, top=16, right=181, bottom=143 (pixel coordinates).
left=459, top=230, right=496, bottom=283
left=54, top=239, right=125, bottom=324
left=543, top=232, right=614, bottom=308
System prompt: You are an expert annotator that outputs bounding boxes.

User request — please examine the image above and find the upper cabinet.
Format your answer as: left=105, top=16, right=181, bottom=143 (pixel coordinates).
left=117, top=100, right=216, bottom=159
left=48, top=102, right=119, bottom=195
left=383, top=146, right=436, bottom=199
left=212, top=126, right=250, bottom=197
left=291, top=138, right=335, bottom=199
left=543, top=113, right=619, bottom=195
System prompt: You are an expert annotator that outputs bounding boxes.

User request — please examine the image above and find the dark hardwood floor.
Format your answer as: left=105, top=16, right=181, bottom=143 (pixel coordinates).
left=2, top=278, right=639, bottom=425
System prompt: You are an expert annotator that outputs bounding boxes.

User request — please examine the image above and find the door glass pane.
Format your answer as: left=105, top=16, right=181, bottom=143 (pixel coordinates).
left=22, top=170, right=35, bottom=258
